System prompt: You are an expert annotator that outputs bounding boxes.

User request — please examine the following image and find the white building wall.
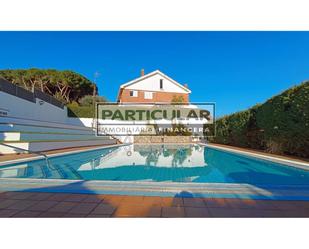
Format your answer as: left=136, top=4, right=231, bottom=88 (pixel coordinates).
left=0, top=91, right=67, bottom=123
left=125, top=74, right=188, bottom=93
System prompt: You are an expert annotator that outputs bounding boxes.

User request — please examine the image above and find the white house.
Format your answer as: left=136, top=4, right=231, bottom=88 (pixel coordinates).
left=117, top=70, right=191, bottom=103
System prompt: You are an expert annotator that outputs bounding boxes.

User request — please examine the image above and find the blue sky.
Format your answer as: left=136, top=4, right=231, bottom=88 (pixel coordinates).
left=0, top=31, right=309, bottom=117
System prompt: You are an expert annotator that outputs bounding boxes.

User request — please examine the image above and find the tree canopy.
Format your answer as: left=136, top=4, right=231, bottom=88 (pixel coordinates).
left=0, top=68, right=96, bottom=103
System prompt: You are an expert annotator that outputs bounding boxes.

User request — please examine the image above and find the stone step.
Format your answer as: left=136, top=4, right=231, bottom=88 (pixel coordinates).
left=0, top=132, right=108, bottom=142
left=0, top=123, right=95, bottom=135
left=0, top=139, right=117, bottom=154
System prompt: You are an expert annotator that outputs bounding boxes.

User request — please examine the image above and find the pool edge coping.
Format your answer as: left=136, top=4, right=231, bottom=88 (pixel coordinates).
left=202, top=143, right=309, bottom=170
left=1, top=177, right=309, bottom=200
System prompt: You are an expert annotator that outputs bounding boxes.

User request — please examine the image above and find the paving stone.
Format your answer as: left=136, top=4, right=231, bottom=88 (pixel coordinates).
left=0, top=199, right=19, bottom=209
left=113, top=205, right=156, bottom=217
left=87, top=214, right=112, bottom=218
left=6, top=200, right=38, bottom=210
left=142, top=196, right=163, bottom=207
left=146, top=207, right=162, bottom=217
left=27, top=192, right=54, bottom=201
left=159, top=197, right=184, bottom=207
left=208, top=207, right=266, bottom=217
left=204, top=198, right=230, bottom=208
left=253, top=200, right=281, bottom=210
left=0, top=209, right=20, bottom=217
left=13, top=210, right=41, bottom=217
left=47, top=193, right=70, bottom=202
left=102, top=195, right=125, bottom=206
left=281, top=209, right=309, bottom=217
left=171, top=198, right=184, bottom=207
left=68, top=203, right=98, bottom=214
left=120, top=196, right=145, bottom=206
left=161, top=206, right=185, bottom=218
left=62, top=213, right=87, bottom=217
left=38, top=212, right=66, bottom=217
left=48, top=202, right=78, bottom=213
left=64, top=194, right=91, bottom=202
left=82, top=195, right=104, bottom=203
left=26, top=200, right=59, bottom=211
left=90, top=203, right=116, bottom=215
left=183, top=198, right=206, bottom=208
left=258, top=210, right=286, bottom=218
left=0, top=192, right=34, bottom=200
left=271, top=201, right=307, bottom=211
left=185, top=207, right=211, bottom=217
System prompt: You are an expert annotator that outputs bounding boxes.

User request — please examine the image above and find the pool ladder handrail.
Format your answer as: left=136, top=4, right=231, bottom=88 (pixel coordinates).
left=0, top=142, right=51, bottom=167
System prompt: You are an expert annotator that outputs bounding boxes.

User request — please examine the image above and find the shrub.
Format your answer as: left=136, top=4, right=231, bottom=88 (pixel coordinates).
left=213, top=81, right=309, bottom=158
left=67, top=104, right=94, bottom=118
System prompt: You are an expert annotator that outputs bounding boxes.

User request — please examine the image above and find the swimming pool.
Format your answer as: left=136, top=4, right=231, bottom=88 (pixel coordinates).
left=0, top=144, right=308, bottom=186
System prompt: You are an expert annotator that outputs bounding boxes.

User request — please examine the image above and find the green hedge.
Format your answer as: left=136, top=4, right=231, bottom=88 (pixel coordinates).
left=212, top=81, right=309, bottom=158
left=67, top=105, right=94, bottom=118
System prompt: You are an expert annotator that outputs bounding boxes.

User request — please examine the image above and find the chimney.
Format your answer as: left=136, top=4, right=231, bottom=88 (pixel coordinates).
left=140, top=69, right=145, bottom=76
left=184, top=83, right=188, bottom=89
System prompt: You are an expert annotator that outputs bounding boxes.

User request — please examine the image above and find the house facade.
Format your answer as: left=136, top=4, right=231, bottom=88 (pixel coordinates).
left=117, top=70, right=191, bottom=103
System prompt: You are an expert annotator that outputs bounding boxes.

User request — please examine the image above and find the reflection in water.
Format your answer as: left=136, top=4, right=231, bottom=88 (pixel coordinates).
left=0, top=144, right=309, bottom=185
left=136, top=144, right=196, bottom=167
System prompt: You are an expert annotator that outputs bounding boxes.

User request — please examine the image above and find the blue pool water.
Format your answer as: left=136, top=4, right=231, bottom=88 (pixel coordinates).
left=0, top=144, right=308, bottom=185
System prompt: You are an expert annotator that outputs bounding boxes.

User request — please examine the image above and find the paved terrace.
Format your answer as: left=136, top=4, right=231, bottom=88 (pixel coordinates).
left=1, top=191, right=309, bottom=217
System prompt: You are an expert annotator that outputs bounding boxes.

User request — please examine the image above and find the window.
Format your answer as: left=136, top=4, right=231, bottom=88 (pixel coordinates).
left=129, top=90, right=138, bottom=97
left=144, top=91, right=153, bottom=99
left=160, top=79, right=163, bottom=89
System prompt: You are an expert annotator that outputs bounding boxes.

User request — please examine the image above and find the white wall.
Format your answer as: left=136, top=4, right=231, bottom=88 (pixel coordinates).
left=66, top=117, right=94, bottom=127
left=0, top=91, right=67, bottom=123
left=126, top=73, right=188, bottom=93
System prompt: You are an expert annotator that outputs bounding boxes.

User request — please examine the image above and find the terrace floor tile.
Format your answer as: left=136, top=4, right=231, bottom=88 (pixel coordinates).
left=113, top=204, right=158, bottom=217
left=183, top=198, right=206, bottom=208
left=68, top=202, right=98, bottom=215
left=62, top=213, right=87, bottom=217
left=90, top=203, right=116, bottom=215
left=38, top=212, right=66, bottom=217
left=281, top=209, right=309, bottom=217
left=185, top=207, right=211, bottom=217
left=0, top=199, right=20, bottom=209
left=0, top=209, right=20, bottom=217
left=47, top=193, right=71, bottom=202
left=48, top=201, right=79, bottom=213
left=26, top=200, right=59, bottom=212
left=27, top=192, right=54, bottom=201
left=141, top=196, right=162, bottom=207
left=82, top=195, right=104, bottom=204
left=63, top=194, right=90, bottom=202
left=204, top=198, right=230, bottom=208
left=13, top=210, right=41, bottom=217
left=1, top=190, right=309, bottom=218
left=0, top=191, right=35, bottom=200
left=160, top=197, right=184, bottom=207
left=146, top=207, right=162, bottom=217
left=161, top=206, right=185, bottom=218
left=6, top=200, right=38, bottom=211
left=87, top=214, right=112, bottom=218
left=101, top=195, right=126, bottom=206
left=119, top=195, right=145, bottom=206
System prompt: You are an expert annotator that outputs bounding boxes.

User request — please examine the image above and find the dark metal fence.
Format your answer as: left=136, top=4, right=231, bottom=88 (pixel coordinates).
left=0, top=78, right=64, bottom=109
